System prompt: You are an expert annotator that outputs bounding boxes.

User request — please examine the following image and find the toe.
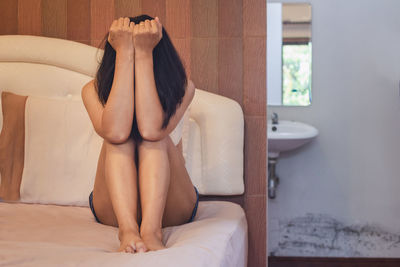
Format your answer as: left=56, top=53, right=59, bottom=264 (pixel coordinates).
left=128, top=242, right=137, bottom=252
left=125, top=245, right=133, bottom=253
left=136, top=241, right=147, bottom=253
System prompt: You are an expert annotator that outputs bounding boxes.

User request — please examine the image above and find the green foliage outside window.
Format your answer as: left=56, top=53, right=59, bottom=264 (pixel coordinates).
left=282, top=43, right=312, bottom=106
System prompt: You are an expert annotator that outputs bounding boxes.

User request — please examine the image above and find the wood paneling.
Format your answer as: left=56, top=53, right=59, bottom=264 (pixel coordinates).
left=18, top=0, right=42, bottom=35
left=245, top=194, right=267, bottom=267
left=218, top=38, right=243, bottom=105
left=243, top=0, right=266, bottom=37
left=114, top=0, right=141, bottom=18
left=0, top=0, right=18, bottom=35
left=166, top=0, right=191, bottom=38
left=269, top=257, right=400, bottom=267
left=42, top=0, right=67, bottom=38
left=218, top=0, right=242, bottom=38
left=171, top=38, right=191, bottom=78
left=191, top=38, right=218, bottom=94
left=142, top=0, right=166, bottom=25
left=244, top=115, right=266, bottom=195
left=67, top=0, right=90, bottom=45
left=242, top=2, right=267, bottom=266
left=243, top=37, right=266, bottom=116
left=191, top=0, right=218, bottom=38
left=90, top=0, right=114, bottom=47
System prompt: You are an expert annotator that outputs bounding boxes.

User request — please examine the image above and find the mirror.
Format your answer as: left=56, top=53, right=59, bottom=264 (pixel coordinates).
left=267, top=2, right=312, bottom=106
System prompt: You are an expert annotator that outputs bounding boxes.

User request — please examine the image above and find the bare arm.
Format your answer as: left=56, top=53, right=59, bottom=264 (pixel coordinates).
left=134, top=49, right=163, bottom=140
left=81, top=17, right=135, bottom=144
left=101, top=49, right=134, bottom=143
left=135, top=55, right=195, bottom=141
left=133, top=17, right=194, bottom=141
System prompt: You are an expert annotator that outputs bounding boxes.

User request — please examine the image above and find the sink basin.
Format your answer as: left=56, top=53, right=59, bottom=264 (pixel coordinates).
left=268, top=120, right=318, bottom=158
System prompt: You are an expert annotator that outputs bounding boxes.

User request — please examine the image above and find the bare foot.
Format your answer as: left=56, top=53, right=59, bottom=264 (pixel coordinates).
left=118, top=229, right=148, bottom=253
left=140, top=228, right=167, bottom=251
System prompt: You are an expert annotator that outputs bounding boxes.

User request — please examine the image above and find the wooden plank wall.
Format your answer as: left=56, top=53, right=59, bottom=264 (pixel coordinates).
left=0, top=1, right=267, bottom=266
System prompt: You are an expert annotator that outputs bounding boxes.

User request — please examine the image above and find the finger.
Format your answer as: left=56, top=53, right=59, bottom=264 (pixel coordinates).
left=139, top=21, right=145, bottom=32
left=154, top=17, right=162, bottom=33
left=144, top=19, right=151, bottom=31
left=129, top=21, right=135, bottom=32
left=117, top=17, right=124, bottom=28
left=110, top=19, right=118, bottom=29
left=133, top=24, right=139, bottom=35
left=123, top=17, right=130, bottom=28
left=150, top=19, right=157, bottom=33
left=155, top=17, right=162, bottom=27
left=108, top=20, right=117, bottom=42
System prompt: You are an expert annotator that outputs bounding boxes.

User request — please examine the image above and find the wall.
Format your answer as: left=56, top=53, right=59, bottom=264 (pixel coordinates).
left=268, top=0, right=400, bottom=257
left=0, top=0, right=267, bottom=266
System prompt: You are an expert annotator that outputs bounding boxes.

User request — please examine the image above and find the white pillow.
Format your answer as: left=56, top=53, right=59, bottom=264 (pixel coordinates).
left=20, top=95, right=103, bottom=206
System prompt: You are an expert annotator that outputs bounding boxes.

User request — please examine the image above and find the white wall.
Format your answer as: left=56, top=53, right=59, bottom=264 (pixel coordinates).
left=267, top=3, right=283, bottom=105
left=268, top=0, right=400, bottom=257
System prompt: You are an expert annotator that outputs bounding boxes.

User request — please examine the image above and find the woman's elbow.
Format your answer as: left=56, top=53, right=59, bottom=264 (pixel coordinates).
left=100, top=118, right=132, bottom=144
left=103, top=128, right=131, bottom=144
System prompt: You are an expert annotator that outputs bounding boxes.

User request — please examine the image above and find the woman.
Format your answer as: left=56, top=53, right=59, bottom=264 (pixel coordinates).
left=81, top=15, right=198, bottom=254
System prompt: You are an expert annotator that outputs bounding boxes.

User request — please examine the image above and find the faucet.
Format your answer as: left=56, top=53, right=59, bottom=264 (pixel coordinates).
left=271, top=112, right=279, bottom=125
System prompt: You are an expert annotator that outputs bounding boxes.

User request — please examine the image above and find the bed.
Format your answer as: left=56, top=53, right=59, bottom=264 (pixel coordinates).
left=0, top=35, right=247, bottom=267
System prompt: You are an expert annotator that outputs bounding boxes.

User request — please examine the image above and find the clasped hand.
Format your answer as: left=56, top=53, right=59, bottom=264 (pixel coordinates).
left=107, top=16, right=163, bottom=55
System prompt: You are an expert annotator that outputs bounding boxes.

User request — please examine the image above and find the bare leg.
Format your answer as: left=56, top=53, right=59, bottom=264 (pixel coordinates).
left=137, top=135, right=198, bottom=251
left=92, top=138, right=147, bottom=253
left=161, top=137, right=198, bottom=228
left=137, top=137, right=170, bottom=251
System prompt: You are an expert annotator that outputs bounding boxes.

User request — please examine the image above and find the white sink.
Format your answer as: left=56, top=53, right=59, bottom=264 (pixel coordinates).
left=268, top=120, right=318, bottom=158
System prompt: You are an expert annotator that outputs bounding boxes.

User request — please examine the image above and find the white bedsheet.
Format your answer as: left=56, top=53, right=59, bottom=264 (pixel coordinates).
left=0, top=200, right=247, bottom=267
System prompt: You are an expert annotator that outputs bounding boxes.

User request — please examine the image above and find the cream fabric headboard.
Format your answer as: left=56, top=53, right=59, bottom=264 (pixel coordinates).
left=0, top=35, right=244, bottom=196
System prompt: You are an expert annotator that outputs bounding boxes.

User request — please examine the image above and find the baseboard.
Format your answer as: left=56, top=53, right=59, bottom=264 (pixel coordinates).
left=268, top=256, right=400, bottom=267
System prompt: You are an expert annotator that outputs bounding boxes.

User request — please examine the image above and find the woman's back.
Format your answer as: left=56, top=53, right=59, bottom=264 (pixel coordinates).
left=169, top=107, right=188, bottom=146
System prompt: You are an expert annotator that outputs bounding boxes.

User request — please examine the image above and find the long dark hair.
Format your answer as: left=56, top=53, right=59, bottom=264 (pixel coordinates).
left=94, top=14, right=187, bottom=143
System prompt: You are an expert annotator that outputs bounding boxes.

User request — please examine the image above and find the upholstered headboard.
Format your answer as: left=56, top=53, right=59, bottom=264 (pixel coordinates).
left=0, top=35, right=244, bottom=196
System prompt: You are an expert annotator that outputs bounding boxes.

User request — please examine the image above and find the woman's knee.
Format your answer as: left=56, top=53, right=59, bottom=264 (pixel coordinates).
left=138, top=135, right=170, bottom=151
left=104, top=137, right=136, bottom=149
left=104, top=136, right=137, bottom=152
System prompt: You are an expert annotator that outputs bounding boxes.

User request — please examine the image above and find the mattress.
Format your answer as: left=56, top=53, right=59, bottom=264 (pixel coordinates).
left=0, top=200, right=247, bottom=267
